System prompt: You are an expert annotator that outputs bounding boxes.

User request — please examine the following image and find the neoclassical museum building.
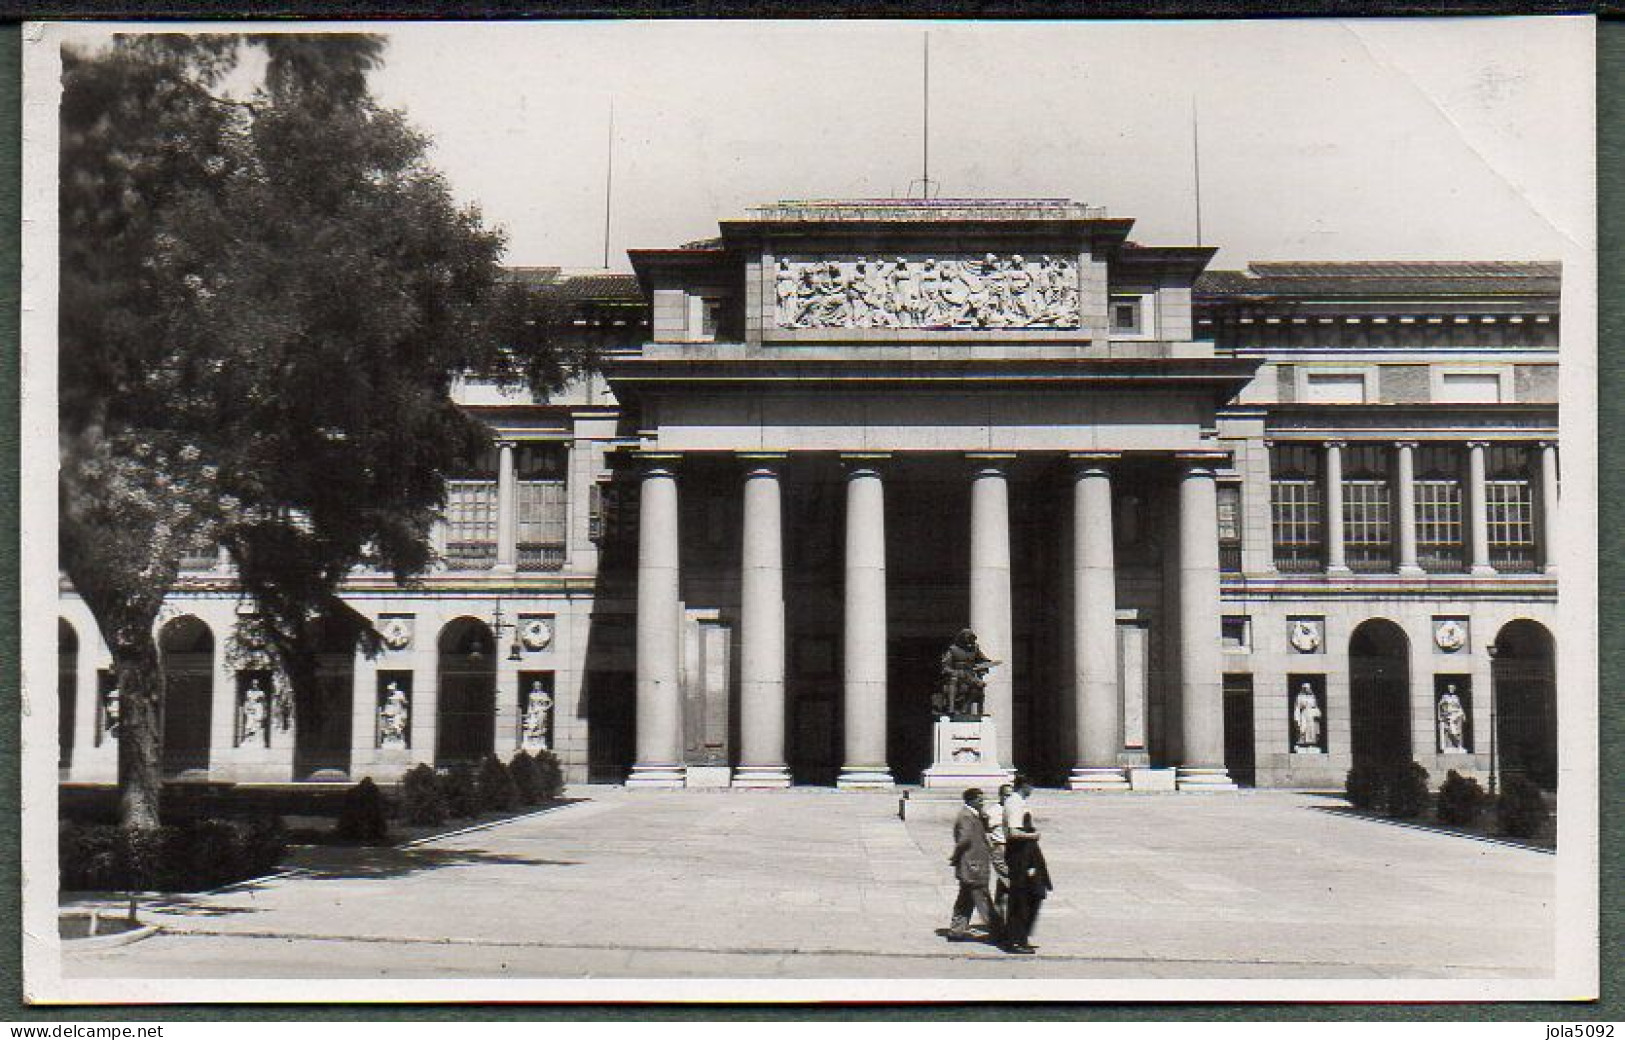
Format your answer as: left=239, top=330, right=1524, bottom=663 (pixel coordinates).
left=56, top=199, right=1561, bottom=792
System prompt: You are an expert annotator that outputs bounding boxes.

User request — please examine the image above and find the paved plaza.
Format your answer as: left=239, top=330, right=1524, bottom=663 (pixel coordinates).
left=61, top=788, right=1555, bottom=981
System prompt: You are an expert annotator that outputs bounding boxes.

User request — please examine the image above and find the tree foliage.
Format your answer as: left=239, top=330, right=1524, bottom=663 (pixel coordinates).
left=59, top=33, right=576, bottom=830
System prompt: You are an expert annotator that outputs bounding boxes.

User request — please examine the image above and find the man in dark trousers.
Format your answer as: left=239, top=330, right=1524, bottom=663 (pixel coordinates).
left=1002, top=776, right=1053, bottom=955
left=946, top=787, right=1004, bottom=942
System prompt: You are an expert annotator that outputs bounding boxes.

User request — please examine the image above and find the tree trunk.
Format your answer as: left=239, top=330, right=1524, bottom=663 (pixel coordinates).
left=111, top=632, right=164, bottom=833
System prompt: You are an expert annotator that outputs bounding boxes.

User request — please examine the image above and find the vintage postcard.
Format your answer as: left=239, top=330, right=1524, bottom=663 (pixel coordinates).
left=20, top=17, right=1599, bottom=1003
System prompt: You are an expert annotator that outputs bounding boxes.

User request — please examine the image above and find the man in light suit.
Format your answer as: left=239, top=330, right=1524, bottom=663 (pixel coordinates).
left=946, top=787, right=1004, bottom=942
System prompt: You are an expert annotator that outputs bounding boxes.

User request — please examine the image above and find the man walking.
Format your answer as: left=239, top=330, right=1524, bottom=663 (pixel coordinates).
left=946, top=787, right=1003, bottom=942
left=1002, top=775, right=1052, bottom=955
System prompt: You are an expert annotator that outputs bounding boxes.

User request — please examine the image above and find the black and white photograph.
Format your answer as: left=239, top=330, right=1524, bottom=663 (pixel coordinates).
left=19, top=17, right=1598, bottom=1004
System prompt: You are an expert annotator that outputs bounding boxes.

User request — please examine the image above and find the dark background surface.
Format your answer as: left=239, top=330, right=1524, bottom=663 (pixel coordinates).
left=0, top=5, right=1616, bottom=1021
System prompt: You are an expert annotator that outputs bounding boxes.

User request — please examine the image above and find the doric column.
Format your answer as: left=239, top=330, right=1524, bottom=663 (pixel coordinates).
left=839, top=455, right=893, bottom=788
left=495, top=439, right=518, bottom=572
left=1467, top=441, right=1495, bottom=576
left=967, top=453, right=1016, bottom=767
left=1540, top=441, right=1559, bottom=575
left=629, top=455, right=685, bottom=787
left=1070, top=454, right=1128, bottom=790
left=1176, top=454, right=1236, bottom=790
left=735, top=454, right=790, bottom=788
left=1324, top=440, right=1349, bottom=575
left=1395, top=441, right=1423, bottom=576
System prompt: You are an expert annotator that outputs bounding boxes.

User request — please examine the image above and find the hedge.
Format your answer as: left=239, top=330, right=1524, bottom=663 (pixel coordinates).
left=60, top=817, right=285, bottom=892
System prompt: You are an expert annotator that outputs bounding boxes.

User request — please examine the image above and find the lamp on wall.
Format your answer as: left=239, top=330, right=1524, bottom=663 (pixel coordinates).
left=1485, top=639, right=1501, bottom=796
left=492, top=599, right=524, bottom=663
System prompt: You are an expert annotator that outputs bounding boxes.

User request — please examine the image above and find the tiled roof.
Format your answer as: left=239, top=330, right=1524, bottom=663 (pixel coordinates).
left=502, top=267, right=643, bottom=302
left=1197, top=261, right=1560, bottom=298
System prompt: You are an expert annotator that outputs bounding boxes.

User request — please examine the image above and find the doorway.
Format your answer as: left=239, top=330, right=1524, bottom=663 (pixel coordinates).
left=1349, top=618, right=1412, bottom=769
left=158, top=616, right=215, bottom=776
left=437, top=617, right=497, bottom=766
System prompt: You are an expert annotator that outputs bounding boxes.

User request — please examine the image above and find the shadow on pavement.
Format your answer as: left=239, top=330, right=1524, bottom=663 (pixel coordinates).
left=1309, top=804, right=1554, bottom=853
left=282, top=844, right=585, bottom=882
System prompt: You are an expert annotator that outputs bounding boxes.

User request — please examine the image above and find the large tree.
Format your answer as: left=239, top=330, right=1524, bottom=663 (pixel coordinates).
left=59, top=33, right=573, bottom=831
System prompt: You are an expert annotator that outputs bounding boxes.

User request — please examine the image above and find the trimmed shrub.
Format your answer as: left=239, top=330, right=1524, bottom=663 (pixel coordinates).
left=439, top=764, right=481, bottom=820
left=59, top=817, right=286, bottom=893
left=1436, top=770, right=1487, bottom=827
left=1344, top=765, right=1384, bottom=811
left=400, top=763, right=447, bottom=826
left=477, top=753, right=519, bottom=813
left=532, top=748, right=565, bottom=799
left=334, top=778, right=391, bottom=844
left=1385, top=762, right=1431, bottom=820
left=509, top=751, right=545, bottom=806
left=1497, top=776, right=1549, bottom=839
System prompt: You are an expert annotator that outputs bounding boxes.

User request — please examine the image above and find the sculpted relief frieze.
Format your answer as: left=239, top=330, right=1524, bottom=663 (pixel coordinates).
left=773, top=254, right=1082, bottom=330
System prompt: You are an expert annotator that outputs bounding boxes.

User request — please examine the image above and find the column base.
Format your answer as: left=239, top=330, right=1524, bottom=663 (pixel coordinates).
left=1397, top=564, right=1425, bottom=578
left=1470, top=564, right=1498, bottom=577
left=1325, top=565, right=1352, bottom=577
left=1176, top=767, right=1239, bottom=792
left=1069, top=767, right=1131, bottom=791
left=626, top=764, right=686, bottom=788
left=837, top=767, right=895, bottom=790
left=732, top=765, right=791, bottom=789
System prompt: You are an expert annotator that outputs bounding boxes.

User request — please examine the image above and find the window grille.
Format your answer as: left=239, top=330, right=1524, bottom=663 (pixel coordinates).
left=1486, top=444, right=1537, bottom=572
left=1344, top=480, right=1393, bottom=572
left=179, top=537, right=217, bottom=571
left=1217, top=484, right=1243, bottom=573
left=1270, top=444, right=1323, bottom=573
left=1415, top=444, right=1465, bottom=573
left=1342, top=444, right=1393, bottom=573
left=517, top=480, right=567, bottom=571
left=445, top=480, right=497, bottom=569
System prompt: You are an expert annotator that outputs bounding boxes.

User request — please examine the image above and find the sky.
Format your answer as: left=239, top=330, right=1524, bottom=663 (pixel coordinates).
left=60, top=18, right=1595, bottom=273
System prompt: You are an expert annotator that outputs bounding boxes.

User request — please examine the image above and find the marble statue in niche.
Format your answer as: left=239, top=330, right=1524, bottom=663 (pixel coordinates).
left=239, top=677, right=268, bottom=747
left=773, top=254, right=1081, bottom=330
left=1437, top=684, right=1468, bottom=754
left=1292, top=682, right=1323, bottom=752
left=521, top=680, right=554, bottom=751
left=378, top=681, right=410, bottom=750
left=101, top=683, right=120, bottom=739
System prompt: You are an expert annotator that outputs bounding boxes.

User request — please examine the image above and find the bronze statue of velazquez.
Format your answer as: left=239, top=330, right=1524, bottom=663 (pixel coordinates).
left=936, top=628, right=999, bottom=718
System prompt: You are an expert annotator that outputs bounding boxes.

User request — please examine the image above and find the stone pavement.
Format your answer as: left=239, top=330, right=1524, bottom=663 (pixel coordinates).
left=61, top=788, right=1554, bottom=980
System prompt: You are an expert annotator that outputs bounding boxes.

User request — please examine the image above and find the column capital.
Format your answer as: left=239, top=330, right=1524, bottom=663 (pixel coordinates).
left=1069, top=452, right=1120, bottom=477
left=1465, top=439, right=1491, bottom=450
left=737, top=452, right=788, bottom=478
left=632, top=451, right=683, bottom=478
left=1538, top=439, right=1559, bottom=451
left=1175, top=451, right=1228, bottom=476
left=1394, top=440, right=1419, bottom=451
left=1322, top=438, right=1348, bottom=451
left=494, top=437, right=518, bottom=451
left=840, top=452, right=890, bottom=478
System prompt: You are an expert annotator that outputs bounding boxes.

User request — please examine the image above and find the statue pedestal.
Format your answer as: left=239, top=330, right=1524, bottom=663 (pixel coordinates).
left=921, top=715, right=1012, bottom=789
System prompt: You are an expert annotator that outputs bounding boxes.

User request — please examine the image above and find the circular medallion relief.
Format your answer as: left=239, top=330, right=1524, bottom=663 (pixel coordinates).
left=520, top=618, right=554, bottom=652
left=1434, top=620, right=1467, bottom=652
left=379, top=618, right=412, bottom=651
left=1289, top=620, right=1323, bottom=654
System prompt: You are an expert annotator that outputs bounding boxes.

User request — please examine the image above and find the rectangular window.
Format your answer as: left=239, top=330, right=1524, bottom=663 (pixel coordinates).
left=1110, top=296, right=1142, bottom=334
left=179, top=537, right=217, bottom=571
left=445, top=481, right=498, bottom=569
left=1415, top=443, right=1465, bottom=573
left=1270, top=444, right=1324, bottom=573
left=516, top=442, right=568, bottom=571
left=1217, top=484, right=1243, bottom=573
left=702, top=297, right=723, bottom=339
left=1221, top=616, right=1251, bottom=652
left=1487, top=444, right=1537, bottom=572
left=1342, top=443, right=1393, bottom=573
left=1303, top=372, right=1367, bottom=404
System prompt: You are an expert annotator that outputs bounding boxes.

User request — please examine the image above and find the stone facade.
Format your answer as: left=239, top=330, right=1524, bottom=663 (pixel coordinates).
left=55, top=203, right=1560, bottom=794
